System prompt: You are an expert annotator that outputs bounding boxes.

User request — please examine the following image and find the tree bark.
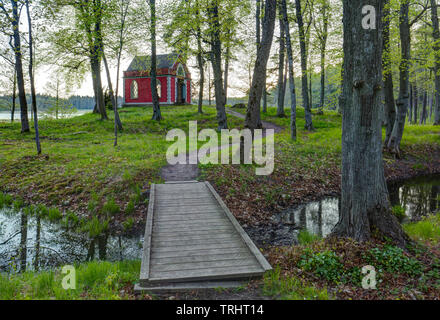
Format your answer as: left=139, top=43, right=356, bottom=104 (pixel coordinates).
left=11, top=69, right=16, bottom=123
left=102, top=53, right=123, bottom=146
left=295, top=0, right=313, bottom=130
left=413, top=84, right=418, bottom=124
left=383, top=2, right=396, bottom=147
left=421, top=90, right=427, bottom=124
left=281, top=0, right=297, bottom=140
left=92, top=0, right=108, bottom=120
left=197, top=25, right=204, bottom=114
left=333, top=0, right=407, bottom=246
left=11, top=0, right=30, bottom=133
left=26, top=0, right=41, bottom=155
left=150, top=0, right=162, bottom=121
left=224, top=44, right=230, bottom=106
left=277, top=11, right=286, bottom=117
left=246, top=0, right=277, bottom=131
left=208, top=1, right=227, bottom=130
left=387, top=1, right=410, bottom=157
left=432, top=0, right=440, bottom=125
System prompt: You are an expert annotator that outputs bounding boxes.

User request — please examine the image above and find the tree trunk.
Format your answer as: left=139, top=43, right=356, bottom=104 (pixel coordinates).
left=102, top=53, right=123, bottom=147
left=410, top=87, right=413, bottom=118
left=277, top=13, right=286, bottom=117
left=246, top=0, right=277, bottom=131
left=197, top=32, right=204, bottom=114
left=150, top=0, right=162, bottom=121
left=224, top=44, right=230, bottom=106
left=11, top=0, right=30, bottom=133
left=387, top=1, right=410, bottom=158
left=92, top=0, right=108, bottom=120
left=383, top=3, right=396, bottom=147
left=333, top=0, right=407, bottom=246
left=26, top=0, right=41, bottom=155
left=281, top=0, right=297, bottom=140
left=295, top=0, right=313, bottom=130
left=319, top=2, right=328, bottom=112
left=208, top=1, right=227, bottom=130
left=421, top=90, right=427, bottom=124
left=11, top=69, right=16, bottom=123
left=432, top=0, right=440, bottom=125
left=413, top=84, right=418, bottom=124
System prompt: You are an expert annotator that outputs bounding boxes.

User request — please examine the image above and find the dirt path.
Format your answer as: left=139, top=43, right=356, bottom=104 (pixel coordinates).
left=159, top=108, right=284, bottom=182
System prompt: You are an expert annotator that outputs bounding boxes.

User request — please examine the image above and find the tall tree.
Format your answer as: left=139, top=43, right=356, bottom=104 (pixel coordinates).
left=295, top=0, right=314, bottom=130
left=281, top=0, right=297, bottom=140
left=277, top=8, right=286, bottom=117
left=313, top=0, right=330, bottom=112
left=387, top=0, right=411, bottom=157
left=245, top=0, right=277, bottom=130
left=383, top=0, right=396, bottom=146
left=25, top=0, right=41, bottom=154
left=333, top=0, right=407, bottom=245
left=150, top=0, right=162, bottom=121
left=208, top=0, right=227, bottom=130
left=0, top=0, right=30, bottom=132
left=431, top=0, right=440, bottom=125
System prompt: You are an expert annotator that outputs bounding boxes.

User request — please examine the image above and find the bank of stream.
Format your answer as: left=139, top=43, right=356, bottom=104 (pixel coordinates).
left=245, top=175, right=440, bottom=247
left=1, top=175, right=438, bottom=274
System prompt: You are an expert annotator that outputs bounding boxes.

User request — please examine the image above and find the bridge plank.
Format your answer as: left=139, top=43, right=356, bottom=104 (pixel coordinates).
left=139, top=181, right=272, bottom=288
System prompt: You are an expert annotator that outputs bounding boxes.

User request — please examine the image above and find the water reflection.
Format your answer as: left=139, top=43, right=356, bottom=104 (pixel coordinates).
left=0, top=208, right=143, bottom=273
left=246, top=176, right=440, bottom=247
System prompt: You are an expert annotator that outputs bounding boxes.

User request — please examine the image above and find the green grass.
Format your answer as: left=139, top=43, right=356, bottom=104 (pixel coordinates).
left=297, top=230, right=321, bottom=245
left=0, top=105, right=243, bottom=220
left=262, top=266, right=330, bottom=300
left=0, top=261, right=140, bottom=300
left=404, top=214, right=440, bottom=244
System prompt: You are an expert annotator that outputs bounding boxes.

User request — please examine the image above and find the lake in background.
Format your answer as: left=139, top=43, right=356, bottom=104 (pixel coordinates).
left=0, top=110, right=92, bottom=121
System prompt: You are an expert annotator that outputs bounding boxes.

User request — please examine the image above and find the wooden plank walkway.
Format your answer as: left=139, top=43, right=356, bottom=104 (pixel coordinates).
left=136, top=181, right=272, bottom=291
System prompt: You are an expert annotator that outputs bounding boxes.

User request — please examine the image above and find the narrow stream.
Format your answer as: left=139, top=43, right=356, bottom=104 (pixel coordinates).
left=245, top=175, right=440, bottom=247
left=0, top=209, right=144, bottom=273
left=1, top=175, right=439, bottom=273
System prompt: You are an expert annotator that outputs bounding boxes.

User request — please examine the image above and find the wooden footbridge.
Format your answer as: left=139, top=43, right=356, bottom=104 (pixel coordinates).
left=135, top=181, right=272, bottom=292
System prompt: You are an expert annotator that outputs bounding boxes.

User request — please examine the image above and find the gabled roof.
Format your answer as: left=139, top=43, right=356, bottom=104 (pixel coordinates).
left=127, top=53, right=180, bottom=72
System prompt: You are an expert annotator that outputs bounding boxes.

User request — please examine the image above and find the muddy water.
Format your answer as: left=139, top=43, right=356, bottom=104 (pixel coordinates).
left=245, top=175, right=440, bottom=247
left=0, top=208, right=144, bottom=273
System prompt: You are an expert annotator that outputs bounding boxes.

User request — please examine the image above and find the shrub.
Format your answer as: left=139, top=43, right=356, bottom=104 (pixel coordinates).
left=364, top=245, right=422, bottom=277
left=298, top=249, right=344, bottom=282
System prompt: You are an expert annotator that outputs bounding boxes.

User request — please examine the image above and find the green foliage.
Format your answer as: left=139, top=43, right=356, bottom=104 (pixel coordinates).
left=48, top=207, right=62, bottom=222
left=101, top=198, right=120, bottom=216
left=404, top=214, right=440, bottom=244
left=392, top=205, right=406, bottom=220
left=364, top=245, right=422, bottom=277
left=124, top=199, right=135, bottom=216
left=0, top=193, right=13, bottom=208
left=263, top=267, right=330, bottom=300
left=122, top=217, right=134, bottom=231
left=0, top=261, right=140, bottom=300
left=297, top=230, right=321, bottom=245
left=298, top=249, right=344, bottom=282
left=82, top=217, right=109, bottom=238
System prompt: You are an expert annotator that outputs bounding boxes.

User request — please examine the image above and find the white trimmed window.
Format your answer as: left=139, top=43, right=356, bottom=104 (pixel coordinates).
left=157, top=81, right=161, bottom=99
left=130, top=80, right=138, bottom=99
